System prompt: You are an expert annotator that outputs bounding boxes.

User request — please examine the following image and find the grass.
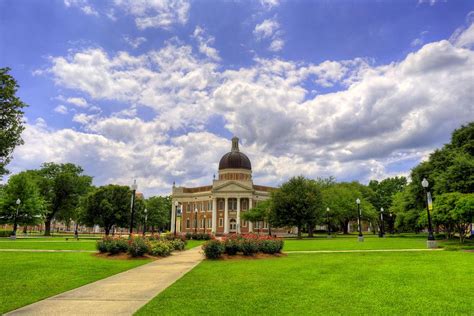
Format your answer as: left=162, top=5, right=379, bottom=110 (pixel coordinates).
left=185, top=240, right=205, bottom=250
left=0, top=252, right=152, bottom=313
left=0, top=239, right=97, bottom=250
left=136, top=251, right=474, bottom=315
left=283, top=234, right=429, bottom=251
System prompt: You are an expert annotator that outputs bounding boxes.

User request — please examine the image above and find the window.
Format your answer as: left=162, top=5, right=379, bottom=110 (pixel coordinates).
left=186, top=219, right=190, bottom=229
left=218, top=199, right=224, bottom=210
left=208, top=200, right=212, bottom=211
left=187, top=204, right=190, bottom=212
left=208, top=218, right=212, bottom=227
left=201, top=219, right=205, bottom=228
left=228, top=198, right=237, bottom=211
left=254, top=221, right=260, bottom=229
left=219, top=218, right=224, bottom=227
left=264, top=221, right=268, bottom=229
left=243, top=220, right=247, bottom=227
left=242, top=199, right=248, bottom=210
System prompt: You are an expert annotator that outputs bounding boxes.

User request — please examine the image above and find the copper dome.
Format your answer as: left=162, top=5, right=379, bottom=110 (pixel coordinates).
left=218, top=137, right=252, bottom=170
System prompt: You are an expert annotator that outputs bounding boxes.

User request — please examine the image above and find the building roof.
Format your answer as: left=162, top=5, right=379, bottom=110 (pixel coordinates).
left=218, top=137, right=252, bottom=170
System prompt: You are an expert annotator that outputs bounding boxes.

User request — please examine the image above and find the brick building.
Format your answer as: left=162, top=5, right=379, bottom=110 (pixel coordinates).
left=171, top=137, right=276, bottom=235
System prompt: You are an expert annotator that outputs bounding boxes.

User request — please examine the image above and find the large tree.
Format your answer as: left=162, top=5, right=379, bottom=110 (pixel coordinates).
left=271, top=176, right=324, bottom=239
left=241, top=199, right=272, bottom=235
left=80, top=185, right=131, bottom=236
left=0, top=68, right=28, bottom=177
left=34, top=162, right=92, bottom=236
left=0, top=172, right=45, bottom=231
left=141, top=196, right=171, bottom=233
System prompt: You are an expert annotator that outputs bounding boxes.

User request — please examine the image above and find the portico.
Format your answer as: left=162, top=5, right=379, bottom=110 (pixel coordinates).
left=171, top=137, right=274, bottom=235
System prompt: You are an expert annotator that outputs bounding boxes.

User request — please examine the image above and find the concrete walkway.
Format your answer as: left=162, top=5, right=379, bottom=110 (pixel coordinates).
left=285, top=248, right=444, bottom=254
left=7, top=246, right=204, bottom=316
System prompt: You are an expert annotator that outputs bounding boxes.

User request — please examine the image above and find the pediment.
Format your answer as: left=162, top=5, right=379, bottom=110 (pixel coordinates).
left=213, top=181, right=253, bottom=193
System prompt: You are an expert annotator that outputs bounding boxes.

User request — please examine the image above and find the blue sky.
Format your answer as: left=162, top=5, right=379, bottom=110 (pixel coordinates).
left=1, top=0, right=474, bottom=196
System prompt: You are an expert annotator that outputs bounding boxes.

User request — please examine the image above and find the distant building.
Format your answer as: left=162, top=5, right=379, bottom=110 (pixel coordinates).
left=171, top=137, right=276, bottom=235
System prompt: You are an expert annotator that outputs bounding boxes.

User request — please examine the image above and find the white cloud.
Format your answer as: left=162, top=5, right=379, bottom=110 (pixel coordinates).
left=450, top=23, right=474, bottom=49
left=63, top=0, right=98, bottom=16
left=192, top=26, right=221, bottom=61
left=66, top=97, right=88, bottom=108
left=54, top=105, right=68, bottom=114
left=254, top=16, right=284, bottom=52
left=260, top=0, right=280, bottom=10
left=123, top=36, right=147, bottom=49
left=19, top=36, right=474, bottom=195
left=113, top=0, right=190, bottom=30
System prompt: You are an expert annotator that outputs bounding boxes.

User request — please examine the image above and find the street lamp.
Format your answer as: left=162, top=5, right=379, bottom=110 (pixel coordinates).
left=356, top=198, right=363, bottom=242
left=326, top=207, right=331, bottom=237
left=203, top=214, right=206, bottom=234
left=143, top=208, right=148, bottom=236
left=173, top=202, right=179, bottom=236
left=379, top=207, right=385, bottom=238
left=129, top=180, right=138, bottom=237
left=194, top=208, right=198, bottom=234
left=422, top=178, right=436, bottom=248
left=11, top=199, right=21, bottom=239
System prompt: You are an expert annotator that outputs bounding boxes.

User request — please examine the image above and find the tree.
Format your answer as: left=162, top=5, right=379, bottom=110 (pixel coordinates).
left=0, top=172, right=45, bottom=230
left=271, top=176, right=324, bottom=239
left=34, top=162, right=92, bottom=236
left=142, top=196, right=171, bottom=232
left=241, top=199, right=272, bottom=235
left=321, top=183, right=376, bottom=234
left=0, top=68, right=28, bottom=177
left=80, top=185, right=131, bottom=235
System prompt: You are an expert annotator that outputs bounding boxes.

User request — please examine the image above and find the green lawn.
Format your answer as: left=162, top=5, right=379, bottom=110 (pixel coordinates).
left=0, top=239, right=97, bottom=250
left=185, top=240, right=205, bottom=250
left=136, top=251, right=474, bottom=315
left=283, top=235, right=429, bottom=251
left=0, top=252, right=152, bottom=313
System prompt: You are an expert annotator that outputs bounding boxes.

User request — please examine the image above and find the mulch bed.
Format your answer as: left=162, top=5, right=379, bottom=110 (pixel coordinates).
left=216, top=253, right=287, bottom=261
left=93, top=253, right=159, bottom=260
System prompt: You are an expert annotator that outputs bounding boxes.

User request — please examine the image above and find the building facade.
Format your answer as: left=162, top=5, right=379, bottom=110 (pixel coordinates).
left=171, top=137, right=275, bottom=235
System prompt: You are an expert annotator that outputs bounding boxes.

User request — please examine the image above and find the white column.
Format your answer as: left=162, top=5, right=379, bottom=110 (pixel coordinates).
left=237, top=197, right=241, bottom=234
left=224, top=197, right=229, bottom=234
left=248, top=198, right=253, bottom=232
left=171, top=200, right=176, bottom=233
left=212, top=198, right=217, bottom=234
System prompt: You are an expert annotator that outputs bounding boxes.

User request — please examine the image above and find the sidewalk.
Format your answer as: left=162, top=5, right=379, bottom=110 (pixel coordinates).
left=6, top=246, right=204, bottom=316
left=285, top=248, right=444, bottom=254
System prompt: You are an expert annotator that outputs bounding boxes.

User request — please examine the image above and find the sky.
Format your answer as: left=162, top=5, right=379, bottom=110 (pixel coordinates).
left=1, top=0, right=474, bottom=197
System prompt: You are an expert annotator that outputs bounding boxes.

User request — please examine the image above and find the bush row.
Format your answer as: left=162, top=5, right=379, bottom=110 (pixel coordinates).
left=185, top=232, right=212, bottom=240
left=96, top=236, right=187, bottom=257
left=202, top=234, right=284, bottom=259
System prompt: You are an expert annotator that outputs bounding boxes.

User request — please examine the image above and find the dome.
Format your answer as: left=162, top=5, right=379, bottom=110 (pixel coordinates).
left=218, top=137, right=252, bottom=170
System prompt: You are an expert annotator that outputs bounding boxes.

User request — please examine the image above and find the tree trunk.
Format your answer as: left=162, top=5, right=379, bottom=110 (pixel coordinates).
left=297, top=225, right=302, bottom=239
left=342, top=220, right=349, bottom=234
left=23, top=226, right=27, bottom=234
left=308, top=225, right=314, bottom=238
left=105, top=226, right=111, bottom=236
left=268, top=224, right=272, bottom=236
left=44, top=220, right=52, bottom=236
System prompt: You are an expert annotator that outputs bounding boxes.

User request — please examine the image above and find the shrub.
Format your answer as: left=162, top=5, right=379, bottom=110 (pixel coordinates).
left=96, top=238, right=109, bottom=253
left=241, top=238, right=258, bottom=256
left=185, top=232, right=193, bottom=240
left=203, top=239, right=225, bottom=259
left=128, top=237, right=149, bottom=257
left=170, top=239, right=186, bottom=251
left=107, top=238, right=129, bottom=254
left=149, top=240, right=172, bottom=257
left=0, top=231, right=13, bottom=237
left=224, top=237, right=241, bottom=255
left=259, top=239, right=284, bottom=254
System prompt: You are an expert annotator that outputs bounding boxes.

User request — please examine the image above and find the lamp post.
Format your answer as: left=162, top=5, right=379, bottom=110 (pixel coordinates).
left=379, top=207, right=385, bottom=238
left=203, top=214, right=206, bottom=234
left=194, top=208, right=198, bottom=234
left=143, top=208, right=148, bottom=236
left=11, top=199, right=21, bottom=239
left=356, top=198, right=363, bottom=242
left=422, top=178, right=436, bottom=248
left=129, top=180, right=137, bottom=237
left=326, top=207, right=331, bottom=237
left=174, top=202, right=179, bottom=236
left=389, top=212, right=394, bottom=234
left=74, top=221, right=79, bottom=240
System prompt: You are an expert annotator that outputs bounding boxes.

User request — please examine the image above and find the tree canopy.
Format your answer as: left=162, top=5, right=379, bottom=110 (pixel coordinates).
left=0, top=68, right=28, bottom=177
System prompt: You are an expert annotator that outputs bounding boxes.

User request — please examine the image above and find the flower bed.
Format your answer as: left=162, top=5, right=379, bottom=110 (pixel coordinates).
left=203, top=234, right=284, bottom=259
left=96, top=235, right=188, bottom=258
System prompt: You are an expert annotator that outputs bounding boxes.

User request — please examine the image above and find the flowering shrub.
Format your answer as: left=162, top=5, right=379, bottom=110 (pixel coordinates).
left=170, top=239, right=186, bottom=251
left=149, top=240, right=172, bottom=257
left=96, top=238, right=109, bottom=253
left=96, top=237, right=129, bottom=254
left=203, top=239, right=225, bottom=259
left=128, top=237, right=149, bottom=257
left=202, top=234, right=284, bottom=259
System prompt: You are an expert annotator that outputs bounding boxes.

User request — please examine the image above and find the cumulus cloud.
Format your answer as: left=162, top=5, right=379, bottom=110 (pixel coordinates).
left=192, top=26, right=221, bottom=61
left=113, top=0, right=190, bottom=30
left=123, top=36, right=147, bottom=49
left=18, top=35, right=474, bottom=195
left=54, top=105, right=68, bottom=114
left=450, top=23, right=474, bottom=48
left=63, top=0, right=99, bottom=16
left=254, top=16, right=284, bottom=52
left=66, top=97, right=88, bottom=108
